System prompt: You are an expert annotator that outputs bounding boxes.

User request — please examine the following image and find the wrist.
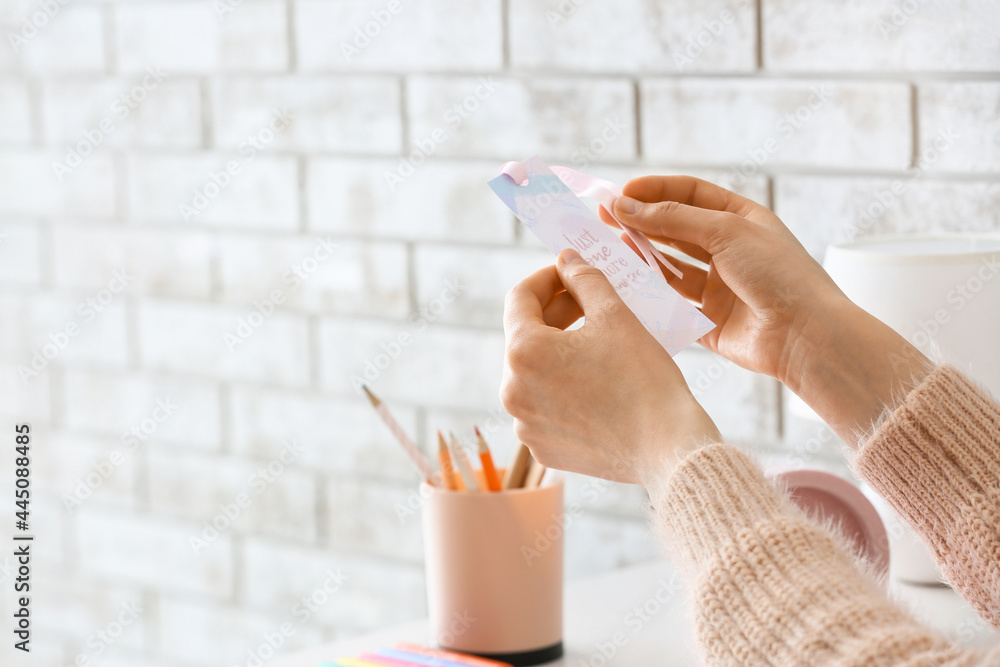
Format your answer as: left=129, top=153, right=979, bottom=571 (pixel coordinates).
left=637, top=401, right=721, bottom=491
left=781, top=297, right=932, bottom=447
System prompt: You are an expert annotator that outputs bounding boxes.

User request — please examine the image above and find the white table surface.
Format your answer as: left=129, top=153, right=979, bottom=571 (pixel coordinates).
left=273, top=559, right=1000, bottom=667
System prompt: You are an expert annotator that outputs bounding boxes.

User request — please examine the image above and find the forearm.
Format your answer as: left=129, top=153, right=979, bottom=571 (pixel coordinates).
left=781, top=296, right=933, bottom=448
left=647, top=444, right=992, bottom=666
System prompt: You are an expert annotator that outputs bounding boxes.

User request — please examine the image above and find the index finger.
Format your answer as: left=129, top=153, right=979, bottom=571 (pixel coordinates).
left=622, top=175, right=761, bottom=218
left=503, top=265, right=564, bottom=338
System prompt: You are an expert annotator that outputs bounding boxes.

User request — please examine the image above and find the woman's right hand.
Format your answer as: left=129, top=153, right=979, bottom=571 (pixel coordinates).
left=604, top=175, right=931, bottom=445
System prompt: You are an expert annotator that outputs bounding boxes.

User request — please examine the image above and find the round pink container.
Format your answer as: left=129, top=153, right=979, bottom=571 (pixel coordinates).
left=421, top=474, right=564, bottom=666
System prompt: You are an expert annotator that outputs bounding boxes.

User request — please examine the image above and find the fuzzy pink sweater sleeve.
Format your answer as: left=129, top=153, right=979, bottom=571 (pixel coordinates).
left=650, top=366, right=1000, bottom=665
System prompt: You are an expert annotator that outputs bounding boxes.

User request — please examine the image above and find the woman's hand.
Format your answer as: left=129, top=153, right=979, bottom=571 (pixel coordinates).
left=500, top=249, right=721, bottom=486
left=603, top=175, right=931, bottom=445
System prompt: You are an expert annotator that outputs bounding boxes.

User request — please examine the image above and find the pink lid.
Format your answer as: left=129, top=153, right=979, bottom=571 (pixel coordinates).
left=774, top=469, right=890, bottom=581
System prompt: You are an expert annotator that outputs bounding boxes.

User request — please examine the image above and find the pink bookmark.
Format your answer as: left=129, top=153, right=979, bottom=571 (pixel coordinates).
left=488, top=156, right=715, bottom=356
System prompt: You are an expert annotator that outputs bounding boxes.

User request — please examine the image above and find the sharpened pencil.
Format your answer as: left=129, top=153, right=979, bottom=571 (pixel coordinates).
left=362, top=385, right=436, bottom=485
left=448, top=432, right=481, bottom=491
left=436, top=430, right=463, bottom=491
left=474, top=426, right=502, bottom=492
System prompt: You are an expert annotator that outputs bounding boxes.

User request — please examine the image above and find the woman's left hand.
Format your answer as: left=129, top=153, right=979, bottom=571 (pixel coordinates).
left=500, top=248, right=722, bottom=486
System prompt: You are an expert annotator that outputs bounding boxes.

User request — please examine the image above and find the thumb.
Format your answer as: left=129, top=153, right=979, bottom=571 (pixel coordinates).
left=556, top=249, right=622, bottom=316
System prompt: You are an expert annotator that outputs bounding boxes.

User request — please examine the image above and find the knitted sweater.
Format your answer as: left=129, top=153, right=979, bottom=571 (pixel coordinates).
left=651, top=366, right=1000, bottom=665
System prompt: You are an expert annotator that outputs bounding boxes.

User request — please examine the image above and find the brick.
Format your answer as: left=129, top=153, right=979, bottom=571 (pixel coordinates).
left=147, top=449, right=317, bottom=543
left=0, top=293, right=128, bottom=370
left=42, top=78, right=201, bottom=149
left=307, top=158, right=514, bottom=243
left=77, top=508, right=233, bottom=598
left=115, top=2, right=287, bottom=73
left=159, top=597, right=324, bottom=667
left=241, top=538, right=425, bottom=629
left=296, top=0, right=502, bottom=71
left=565, top=513, right=661, bottom=580
left=641, top=79, right=911, bottom=169
left=510, top=0, right=755, bottom=73
left=63, top=368, right=222, bottom=449
left=919, top=83, right=1000, bottom=173
left=0, top=221, right=42, bottom=286
left=0, top=363, right=50, bottom=422
left=32, top=426, right=137, bottom=509
left=34, top=570, right=145, bottom=652
left=6, top=5, right=105, bottom=73
left=218, top=234, right=408, bottom=317
left=0, top=150, right=116, bottom=218
left=212, top=77, right=401, bottom=153
left=137, top=298, right=310, bottom=386
left=323, top=478, right=423, bottom=562
left=0, top=79, right=31, bottom=143
left=52, top=225, right=214, bottom=299
left=774, top=175, right=1000, bottom=259
left=764, top=0, right=1000, bottom=72
left=231, top=388, right=423, bottom=481
left=407, top=76, right=636, bottom=160
left=127, top=153, right=298, bottom=229
left=674, top=349, right=781, bottom=444
left=413, top=244, right=551, bottom=328
left=318, top=318, right=505, bottom=409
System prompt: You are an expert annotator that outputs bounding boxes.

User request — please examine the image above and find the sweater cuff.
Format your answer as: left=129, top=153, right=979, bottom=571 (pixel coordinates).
left=855, top=365, right=1000, bottom=531
left=654, top=443, right=790, bottom=564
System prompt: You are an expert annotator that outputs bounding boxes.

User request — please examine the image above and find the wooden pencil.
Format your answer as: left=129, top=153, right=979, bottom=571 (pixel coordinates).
left=523, top=457, right=546, bottom=489
left=362, top=385, right=436, bottom=485
left=448, top=432, right=481, bottom=491
left=474, top=426, right=502, bottom=492
left=436, top=430, right=463, bottom=491
left=503, top=443, right=532, bottom=490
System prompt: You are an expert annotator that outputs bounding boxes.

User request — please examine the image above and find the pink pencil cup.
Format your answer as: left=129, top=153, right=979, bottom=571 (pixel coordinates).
left=421, top=473, right=564, bottom=666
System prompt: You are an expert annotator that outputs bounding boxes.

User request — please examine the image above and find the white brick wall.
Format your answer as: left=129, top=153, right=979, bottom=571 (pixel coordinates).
left=2, top=1, right=997, bottom=664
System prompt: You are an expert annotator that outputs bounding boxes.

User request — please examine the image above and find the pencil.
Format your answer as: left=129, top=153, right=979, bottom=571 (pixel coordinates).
left=503, top=443, right=532, bottom=490
left=524, top=457, right=546, bottom=489
left=436, top=430, right=463, bottom=491
left=362, top=385, right=436, bottom=485
left=448, top=432, right=481, bottom=491
left=474, top=426, right=502, bottom=492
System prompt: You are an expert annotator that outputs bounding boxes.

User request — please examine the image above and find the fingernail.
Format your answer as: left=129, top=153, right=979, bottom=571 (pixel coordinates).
left=615, top=196, right=643, bottom=215
left=559, top=248, right=586, bottom=265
